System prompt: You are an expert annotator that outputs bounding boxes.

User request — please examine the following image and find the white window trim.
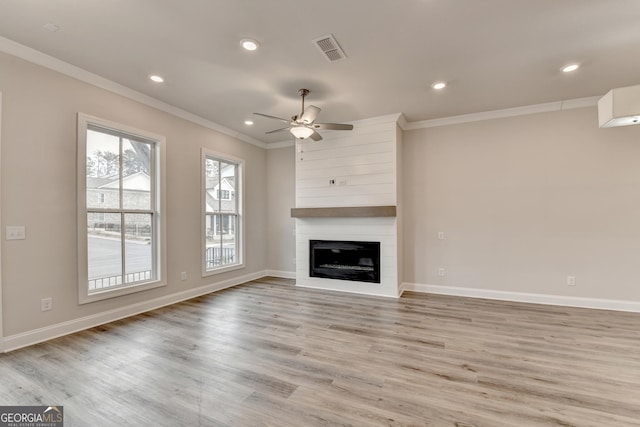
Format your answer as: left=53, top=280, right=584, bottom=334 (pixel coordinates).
left=201, top=148, right=245, bottom=277
left=77, top=113, right=167, bottom=304
left=0, top=92, right=4, bottom=352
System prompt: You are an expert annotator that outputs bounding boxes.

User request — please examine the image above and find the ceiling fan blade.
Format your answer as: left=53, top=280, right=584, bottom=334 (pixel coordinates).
left=309, top=130, right=323, bottom=141
left=300, top=105, right=321, bottom=124
left=253, top=112, right=290, bottom=123
left=313, top=123, right=354, bottom=131
left=265, top=127, right=291, bottom=134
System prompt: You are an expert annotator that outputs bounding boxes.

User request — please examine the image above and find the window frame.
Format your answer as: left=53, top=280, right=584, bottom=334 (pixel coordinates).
left=77, top=113, right=167, bottom=304
left=201, top=148, right=244, bottom=276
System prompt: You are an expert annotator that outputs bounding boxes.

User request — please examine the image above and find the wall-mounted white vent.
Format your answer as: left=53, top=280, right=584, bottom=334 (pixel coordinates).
left=313, top=34, right=347, bottom=62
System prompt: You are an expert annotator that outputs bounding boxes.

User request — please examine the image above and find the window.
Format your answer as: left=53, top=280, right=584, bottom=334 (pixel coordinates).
left=77, top=114, right=166, bottom=303
left=203, top=150, right=243, bottom=274
left=216, top=189, right=231, bottom=200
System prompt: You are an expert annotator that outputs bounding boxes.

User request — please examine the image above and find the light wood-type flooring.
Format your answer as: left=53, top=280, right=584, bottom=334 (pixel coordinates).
left=1, top=277, right=640, bottom=426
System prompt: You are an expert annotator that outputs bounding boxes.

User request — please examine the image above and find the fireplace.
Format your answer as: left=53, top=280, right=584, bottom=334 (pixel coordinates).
left=309, top=240, right=381, bottom=283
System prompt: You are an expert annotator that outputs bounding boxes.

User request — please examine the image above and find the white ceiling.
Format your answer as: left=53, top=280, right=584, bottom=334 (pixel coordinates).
left=1, top=0, right=639, bottom=144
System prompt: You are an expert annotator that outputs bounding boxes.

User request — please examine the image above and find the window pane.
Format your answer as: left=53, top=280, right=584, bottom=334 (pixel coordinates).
left=203, top=153, right=241, bottom=273
left=222, top=214, right=237, bottom=265
left=205, top=214, right=215, bottom=241
left=205, top=158, right=220, bottom=213
left=124, top=213, right=153, bottom=283
left=86, top=130, right=120, bottom=209
left=205, top=214, right=237, bottom=270
left=205, top=223, right=223, bottom=270
left=88, top=212, right=122, bottom=291
left=219, top=162, right=236, bottom=213
left=123, top=139, right=152, bottom=210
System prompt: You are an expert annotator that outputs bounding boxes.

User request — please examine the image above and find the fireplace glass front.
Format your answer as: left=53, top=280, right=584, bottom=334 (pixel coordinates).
left=309, top=240, right=380, bottom=283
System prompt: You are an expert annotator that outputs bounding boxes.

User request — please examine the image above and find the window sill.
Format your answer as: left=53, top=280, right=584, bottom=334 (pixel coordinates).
left=202, top=262, right=245, bottom=278
left=79, top=280, right=166, bottom=304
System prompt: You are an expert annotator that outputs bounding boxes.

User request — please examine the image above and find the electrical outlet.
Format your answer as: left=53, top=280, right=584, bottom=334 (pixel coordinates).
left=438, top=232, right=445, bottom=240
left=181, top=272, right=187, bottom=281
left=6, top=226, right=26, bottom=240
left=329, top=179, right=336, bottom=185
left=438, top=268, right=446, bottom=277
left=41, top=297, right=53, bottom=312
left=567, top=276, right=576, bottom=286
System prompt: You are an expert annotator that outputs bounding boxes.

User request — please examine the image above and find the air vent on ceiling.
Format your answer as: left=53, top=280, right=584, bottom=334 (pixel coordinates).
left=313, top=34, right=347, bottom=62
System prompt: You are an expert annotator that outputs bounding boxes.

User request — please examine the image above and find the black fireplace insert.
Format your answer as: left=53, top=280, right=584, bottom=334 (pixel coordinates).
left=309, top=240, right=380, bottom=283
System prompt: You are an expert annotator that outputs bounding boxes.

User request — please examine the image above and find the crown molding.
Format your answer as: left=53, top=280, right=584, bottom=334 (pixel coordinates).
left=404, top=96, right=600, bottom=130
left=266, top=98, right=601, bottom=148
left=355, top=112, right=404, bottom=126
left=0, top=36, right=266, bottom=149
left=396, top=113, right=409, bottom=130
left=265, top=139, right=296, bottom=149
left=1, top=36, right=602, bottom=144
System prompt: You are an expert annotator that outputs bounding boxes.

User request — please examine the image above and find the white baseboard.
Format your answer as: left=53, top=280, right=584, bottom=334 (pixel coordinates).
left=3, top=270, right=267, bottom=352
left=295, top=282, right=400, bottom=299
left=403, top=282, right=640, bottom=313
left=397, top=282, right=407, bottom=297
left=264, top=270, right=296, bottom=279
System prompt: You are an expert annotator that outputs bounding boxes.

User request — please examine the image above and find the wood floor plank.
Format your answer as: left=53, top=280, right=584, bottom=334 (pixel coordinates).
left=1, top=277, right=640, bottom=426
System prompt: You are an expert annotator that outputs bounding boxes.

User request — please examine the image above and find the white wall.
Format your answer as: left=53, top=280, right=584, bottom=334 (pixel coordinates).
left=295, top=116, right=400, bottom=207
left=266, top=146, right=295, bottom=275
left=0, top=51, right=267, bottom=341
left=403, top=107, right=640, bottom=306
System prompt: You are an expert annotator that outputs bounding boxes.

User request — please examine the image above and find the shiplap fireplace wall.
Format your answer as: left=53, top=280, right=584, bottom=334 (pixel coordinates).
left=293, top=114, right=403, bottom=297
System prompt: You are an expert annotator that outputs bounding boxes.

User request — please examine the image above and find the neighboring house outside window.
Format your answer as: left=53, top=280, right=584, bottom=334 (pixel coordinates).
left=77, top=113, right=166, bottom=303
left=202, top=149, right=243, bottom=274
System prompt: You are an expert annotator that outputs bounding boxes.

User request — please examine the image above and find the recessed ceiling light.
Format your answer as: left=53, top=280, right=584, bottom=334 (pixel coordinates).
left=244, top=120, right=254, bottom=126
left=241, top=38, right=260, bottom=51
left=562, top=64, right=579, bottom=73
left=149, top=75, right=164, bottom=83
left=432, top=81, right=447, bottom=90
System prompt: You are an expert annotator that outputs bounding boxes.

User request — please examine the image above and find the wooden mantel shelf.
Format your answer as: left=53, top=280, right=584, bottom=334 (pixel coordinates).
left=291, top=205, right=396, bottom=218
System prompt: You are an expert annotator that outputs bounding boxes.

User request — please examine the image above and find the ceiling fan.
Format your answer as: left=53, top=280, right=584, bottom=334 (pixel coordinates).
left=254, top=88, right=354, bottom=141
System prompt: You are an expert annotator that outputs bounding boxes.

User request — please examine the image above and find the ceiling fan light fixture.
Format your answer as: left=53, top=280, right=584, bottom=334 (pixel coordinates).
left=290, top=126, right=314, bottom=139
